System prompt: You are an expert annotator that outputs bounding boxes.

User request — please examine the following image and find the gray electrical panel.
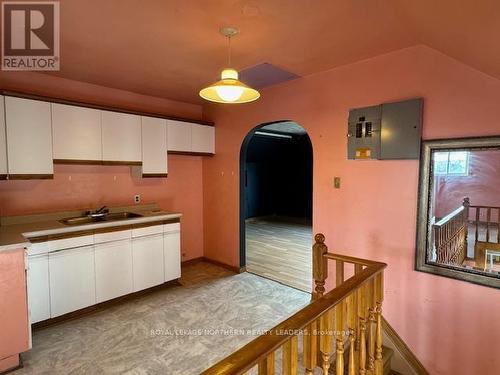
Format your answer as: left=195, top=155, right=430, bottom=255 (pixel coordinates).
left=347, top=98, right=422, bottom=160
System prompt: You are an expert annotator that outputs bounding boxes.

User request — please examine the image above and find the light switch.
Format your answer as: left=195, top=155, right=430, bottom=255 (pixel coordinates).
left=334, top=177, right=341, bottom=189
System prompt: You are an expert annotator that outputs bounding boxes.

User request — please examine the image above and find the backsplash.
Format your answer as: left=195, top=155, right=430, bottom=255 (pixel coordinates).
left=0, top=155, right=203, bottom=260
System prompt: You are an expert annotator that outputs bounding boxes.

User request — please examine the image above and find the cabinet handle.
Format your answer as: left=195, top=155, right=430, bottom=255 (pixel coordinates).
left=49, top=245, right=92, bottom=254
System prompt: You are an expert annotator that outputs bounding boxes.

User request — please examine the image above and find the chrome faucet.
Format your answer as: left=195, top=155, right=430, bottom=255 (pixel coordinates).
left=86, top=205, right=109, bottom=218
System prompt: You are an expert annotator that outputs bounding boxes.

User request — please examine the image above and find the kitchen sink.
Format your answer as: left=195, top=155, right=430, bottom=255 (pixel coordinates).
left=59, top=212, right=142, bottom=226
left=102, top=212, right=142, bottom=221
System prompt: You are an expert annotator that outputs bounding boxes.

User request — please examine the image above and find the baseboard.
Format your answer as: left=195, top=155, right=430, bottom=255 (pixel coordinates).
left=33, top=279, right=181, bottom=330
left=180, top=256, right=206, bottom=267
left=202, top=257, right=246, bottom=274
left=181, top=256, right=245, bottom=274
left=382, top=317, right=430, bottom=375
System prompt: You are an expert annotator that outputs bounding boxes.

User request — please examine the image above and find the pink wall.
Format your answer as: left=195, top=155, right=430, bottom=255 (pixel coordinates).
left=0, top=71, right=202, bottom=120
left=0, top=73, right=206, bottom=261
left=434, top=150, right=500, bottom=218
left=202, top=45, right=500, bottom=375
left=0, top=158, right=204, bottom=261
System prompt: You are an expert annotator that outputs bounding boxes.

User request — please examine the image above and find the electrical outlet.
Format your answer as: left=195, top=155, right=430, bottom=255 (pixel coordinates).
left=334, top=177, right=341, bottom=189
left=134, top=194, right=141, bottom=204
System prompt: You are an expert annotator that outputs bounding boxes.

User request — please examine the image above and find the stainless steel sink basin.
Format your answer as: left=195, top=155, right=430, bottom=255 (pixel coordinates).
left=59, top=212, right=142, bottom=226
left=102, top=212, right=142, bottom=221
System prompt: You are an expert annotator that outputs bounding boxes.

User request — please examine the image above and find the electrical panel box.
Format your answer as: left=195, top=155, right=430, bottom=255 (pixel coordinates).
left=347, top=98, right=422, bottom=160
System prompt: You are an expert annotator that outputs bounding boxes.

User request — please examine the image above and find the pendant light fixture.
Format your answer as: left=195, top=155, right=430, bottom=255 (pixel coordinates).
left=199, top=27, right=260, bottom=104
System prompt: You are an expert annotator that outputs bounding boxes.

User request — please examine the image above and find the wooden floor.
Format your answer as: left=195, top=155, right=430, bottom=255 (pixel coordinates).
left=245, top=216, right=313, bottom=292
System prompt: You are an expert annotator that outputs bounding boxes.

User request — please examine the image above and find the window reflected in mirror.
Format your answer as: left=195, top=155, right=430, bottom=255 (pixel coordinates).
left=429, top=148, right=500, bottom=277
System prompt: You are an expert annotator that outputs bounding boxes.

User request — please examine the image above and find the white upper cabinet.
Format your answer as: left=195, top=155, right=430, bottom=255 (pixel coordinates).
left=0, top=96, right=7, bottom=177
left=167, top=120, right=215, bottom=154
left=5, top=96, right=53, bottom=176
left=141, top=116, right=168, bottom=175
left=167, top=120, right=192, bottom=152
left=101, top=111, right=141, bottom=162
left=191, top=124, right=215, bottom=154
left=52, top=103, right=102, bottom=161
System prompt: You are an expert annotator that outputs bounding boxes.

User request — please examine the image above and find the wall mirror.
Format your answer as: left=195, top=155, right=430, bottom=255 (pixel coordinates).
left=416, top=136, right=500, bottom=288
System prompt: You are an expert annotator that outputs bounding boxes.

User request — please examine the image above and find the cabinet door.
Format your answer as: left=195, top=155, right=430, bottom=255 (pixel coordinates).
left=95, top=240, right=133, bottom=303
left=132, top=234, right=164, bottom=291
left=167, top=120, right=191, bottom=152
left=191, top=124, right=215, bottom=154
left=0, top=96, right=7, bottom=177
left=48, top=246, right=95, bottom=317
left=101, top=111, right=141, bottom=162
left=52, top=103, right=102, bottom=161
left=5, top=96, right=53, bottom=176
left=164, top=223, right=181, bottom=281
left=141, top=116, right=168, bottom=175
left=27, top=254, right=50, bottom=324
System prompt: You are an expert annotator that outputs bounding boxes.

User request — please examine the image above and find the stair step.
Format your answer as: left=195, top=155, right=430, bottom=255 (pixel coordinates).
left=383, top=346, right=394, bottom=375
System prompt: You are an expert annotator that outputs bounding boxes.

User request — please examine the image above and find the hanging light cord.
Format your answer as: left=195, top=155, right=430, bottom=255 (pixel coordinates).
left=227, top=36, right=232, bottom=67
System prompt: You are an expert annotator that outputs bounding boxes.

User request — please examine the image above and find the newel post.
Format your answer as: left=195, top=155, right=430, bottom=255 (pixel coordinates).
left=312, top=233, right=328, bottom=300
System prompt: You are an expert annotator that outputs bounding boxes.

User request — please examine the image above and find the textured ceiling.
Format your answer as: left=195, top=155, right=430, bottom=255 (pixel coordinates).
left=23, top=0, right=500, bottom=104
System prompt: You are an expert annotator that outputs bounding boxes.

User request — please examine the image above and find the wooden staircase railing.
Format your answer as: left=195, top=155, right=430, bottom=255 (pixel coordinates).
left=432, top=197, right=469, bottom=265
left=202, top=233, right=387, bottom=375
left=468, top=199, right=500, bottom=269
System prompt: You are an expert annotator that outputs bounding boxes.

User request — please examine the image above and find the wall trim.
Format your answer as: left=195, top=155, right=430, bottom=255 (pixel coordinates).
left=382, top=316, right=430, bottom=375
left=182, top=256, right=246, bottom=274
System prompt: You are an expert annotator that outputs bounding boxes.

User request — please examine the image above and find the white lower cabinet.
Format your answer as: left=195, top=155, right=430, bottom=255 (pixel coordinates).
left=27, top=254, right=50, bottom=324
left=48, top=246, right=96, bottom=317
left=164, top=224, right=181, bottom=282
left=27, top=221, right=181, bottom=324
left=132, top=233, right=165, bottom=291
left=95, top=239, right=133, bottom=303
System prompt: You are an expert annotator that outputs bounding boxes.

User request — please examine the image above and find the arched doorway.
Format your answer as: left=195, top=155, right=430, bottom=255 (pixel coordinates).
left=240, top=121, right=313, bottom=292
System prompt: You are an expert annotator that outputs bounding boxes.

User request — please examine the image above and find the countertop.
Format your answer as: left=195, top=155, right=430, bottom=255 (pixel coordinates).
left=0, top=205, right=182, bottom=251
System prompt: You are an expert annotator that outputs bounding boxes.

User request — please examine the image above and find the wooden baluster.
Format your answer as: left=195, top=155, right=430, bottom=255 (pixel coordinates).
left=346, top=292, right=357, bottom=375
left=335, top=300, right=345, bottom=375
left=258, top=352, right=275, bottom=375
left=319, top=309, right=334, bottom=374
left=358, top=281, right=369, bottom=375
left=374, top=302, right=383, bottom=375
left=313, top=233, right=328, bottom=300
left=355, top=264, right=363, bottom=352
left=374, top=271, right=384, bottom=375
left=367, top=308, right=376, bottom=375
left=336, top=260, right=344, bottom=286
left=366, top=278, right=376, bottom=375
left=282, top=336, right=298, bottom=375
left=359, top=317, right=367, bottom=375
left=303, top=321, right=318, bottom=375
left=348, top=328, right=356, bottom=375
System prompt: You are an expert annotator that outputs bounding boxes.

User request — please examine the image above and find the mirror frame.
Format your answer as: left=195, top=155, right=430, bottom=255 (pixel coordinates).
left=415, top=136, right=500, bottom=289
